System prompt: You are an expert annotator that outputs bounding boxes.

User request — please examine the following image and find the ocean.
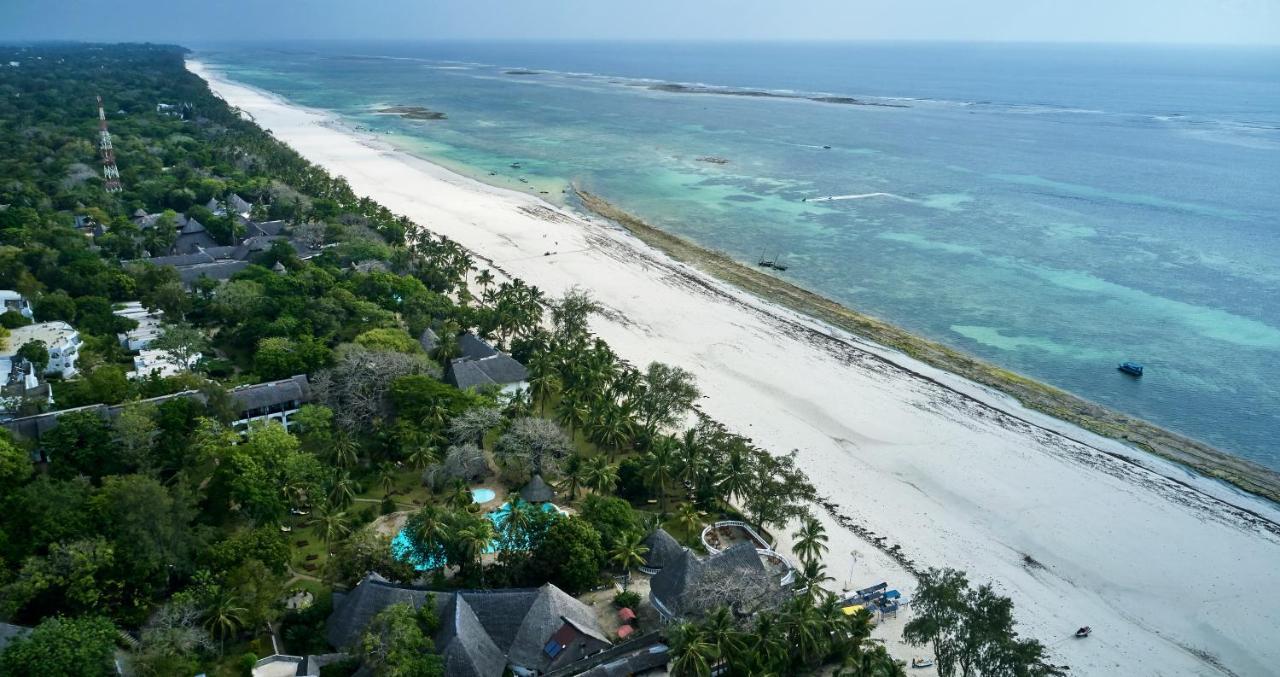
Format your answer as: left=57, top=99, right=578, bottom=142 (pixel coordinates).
left=194, top=41, right=1280, bottom=470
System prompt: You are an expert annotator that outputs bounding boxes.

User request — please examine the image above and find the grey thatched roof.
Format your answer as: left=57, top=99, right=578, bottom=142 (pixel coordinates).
left=326, top=575, right=610, bottom=676
left=641, top=529, right=686, bottom=572
left=458, top=333, right=499, bottom=360
left=437, top=595, right=507, bottom=677
left=419, top=327, right=439, bottom=353
left=650, top=542, right=781, bottom=621
left=178, top=216, right=206, bottom=234
left=177, top=260, right=249, bottom=285
left=520, top=474, right=554, bottom=503
left=246, top=219, right=286, bottom=237
left=232, top=374, right=309, bottom=412
left=325, top=573, right=435, bottom=649
left=172, top=231, right=219, bottom=255
left=3, top=375, right=312, bottom=444
left=444, top=333, right=529, bottom=390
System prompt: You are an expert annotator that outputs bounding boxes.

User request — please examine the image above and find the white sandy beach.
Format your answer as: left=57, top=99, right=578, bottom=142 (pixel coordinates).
left=191, top=60, right=1280, bottom=677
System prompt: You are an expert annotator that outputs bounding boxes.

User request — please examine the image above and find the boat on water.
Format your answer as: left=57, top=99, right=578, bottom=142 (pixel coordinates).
left=1118, top=362, right=1144, bottom=377
left=911, top=657, right=935, bottom=669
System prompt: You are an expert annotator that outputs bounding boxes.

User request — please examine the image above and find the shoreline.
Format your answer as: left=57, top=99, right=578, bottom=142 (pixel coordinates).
left=189, top=58, right=1280, bottom=676
left=571, top=188, right=1280, bottom=506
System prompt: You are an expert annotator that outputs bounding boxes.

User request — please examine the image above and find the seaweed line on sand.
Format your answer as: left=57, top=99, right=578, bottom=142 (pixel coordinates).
left=569, top=187, right=1280, bottom=533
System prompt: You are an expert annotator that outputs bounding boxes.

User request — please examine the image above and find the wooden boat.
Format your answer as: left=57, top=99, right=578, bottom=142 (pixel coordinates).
left=1075, top=626, right=1092, bottom=638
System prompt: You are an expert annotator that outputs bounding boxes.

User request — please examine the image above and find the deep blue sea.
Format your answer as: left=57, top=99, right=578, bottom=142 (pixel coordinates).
left=196, top=41, right=1280, bottom=470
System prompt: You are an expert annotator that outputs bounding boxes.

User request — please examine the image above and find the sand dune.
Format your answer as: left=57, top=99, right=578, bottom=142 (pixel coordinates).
left=190, top=60, right=1280, bottom=677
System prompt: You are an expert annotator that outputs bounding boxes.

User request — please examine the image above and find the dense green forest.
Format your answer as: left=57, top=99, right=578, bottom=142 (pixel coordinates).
left=0, top=43, right=1058, bottom=677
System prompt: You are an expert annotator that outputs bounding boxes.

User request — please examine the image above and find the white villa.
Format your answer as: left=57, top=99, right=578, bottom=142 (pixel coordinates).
left=0, top=290, right=34, bottom=319
left=114, top=301, right=165, bottom=351
left=127, top=349, right=198, bottom=381
left=0, top=321, right=82, bottom=379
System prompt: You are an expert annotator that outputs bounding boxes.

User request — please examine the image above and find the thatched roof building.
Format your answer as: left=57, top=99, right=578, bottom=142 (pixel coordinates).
left=520, top=473, right=555, bottom=503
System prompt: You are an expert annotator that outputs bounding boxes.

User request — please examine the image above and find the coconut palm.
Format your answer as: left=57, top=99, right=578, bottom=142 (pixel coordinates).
left=311, top=506, right=351, bottom=550
left=702, top=607, right=748, bottom=669
left=328, top=471, right=361, bottom=510
left=675, top=428, right=704, bottom=488
left=203, top=588, right=246, bottom=656
left=750, top=611, right=791, bottom=673
left=376, top=463, right=398, bottom=498
left=408, top=504, right=447, bottom=565
left=476, top=269, right=495, bottom=300
left=608, top=531, right=649, bottom=590
left=780, top=596, right=829, bottom=666
left=405, top=442, right=437, bottom=471
left=718, top=447, right=752, bottom=505
left=584, top=455, right=618, bottom=495
left=558, top=454, right=586, bottom=501
left=796, top=559, right=834, bottom=601
left=670, top=622, right=718, bottom=677
left=641, top=439, right=677, bottom=512
left=455, top=518, right=495, bottom=586
left=526, top=352, right=559, bottom=415
left=444, top=479, right=473, bottom=511
left=792, top=516, right=830, bottom=566
left=673, top=502, right=702, bottom=540
left=328, top=432, right=359, bottom=469
left=499, top=499, right=534, bottom=549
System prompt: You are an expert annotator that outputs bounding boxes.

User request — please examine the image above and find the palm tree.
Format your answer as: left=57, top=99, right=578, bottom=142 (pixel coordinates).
left=445, top=479, right=473, bottom=511
left=328, top=471, right=361, bottom=509
left=455, top=518, right=495, bottom=587
left=376, top=463, right=398, bottom=498
left=792, top=516, right=830, bottom=566
left=311, top=506, right=351, bottom=550
left=405, top=443, right=437, bottom=471
left=750, top=611, right=791, bottom=673
left=203, top=588, right=246, bottom=656
left=673, top=502, right=701, bottom=540
left=718, top=447, right=752, bottom=505
left=499, top=499, right=534, bottom=549
left=641, top=440, right=677, bottom=512
left=670, top=622, right=717, bottom=677
left=559, top=454, right=586, bottom=501
left=608, top=531, right=649, bottom=590
left=526, top=352, right=559, bottom=415
left=702, top=607, right=747, bottom=671
left=476, top=269, right=495, bottom=302
left=584, top=455, right=618, bottom=495
left=328, top=432, right=359, bottom=469
left=780, top=596, right=829, bottom=666
left=409, top=504, right=447, bottom=566
left=796, top=559, right=834, bottom=602
left=675, top=428, right=704, bottom=489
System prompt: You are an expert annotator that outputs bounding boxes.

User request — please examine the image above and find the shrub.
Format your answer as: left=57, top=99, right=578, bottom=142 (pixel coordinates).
left=381, top=496, right=397, bottom=514
left=613, top=590, right=641, bottom=609
left=238, top=652, right=258, bottom=676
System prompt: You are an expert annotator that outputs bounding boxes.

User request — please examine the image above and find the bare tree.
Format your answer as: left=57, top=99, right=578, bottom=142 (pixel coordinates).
left=447, top=407, right=503, bottom=447
left=422, top=443, right=490, bottom=490
left=677, top=557, right=785, bottom=621
left=494, top=417, right=571, bottom=477
left=312, top=344, right=438, bottom=432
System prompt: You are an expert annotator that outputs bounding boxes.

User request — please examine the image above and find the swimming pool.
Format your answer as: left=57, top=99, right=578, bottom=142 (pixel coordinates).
left=391, top=501, right=561, bottom=571
left=471, top=488, right=496, bottom=503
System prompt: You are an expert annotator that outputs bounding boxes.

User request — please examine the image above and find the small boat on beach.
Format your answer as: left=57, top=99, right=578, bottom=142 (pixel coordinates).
left=1118, top=362, right=1144, bottom=377
left=911, top=657, right=935, bottom=669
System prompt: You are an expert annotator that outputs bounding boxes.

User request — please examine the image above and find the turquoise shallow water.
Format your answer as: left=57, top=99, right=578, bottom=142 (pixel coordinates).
left=197, top=41, right=1280, bottom=470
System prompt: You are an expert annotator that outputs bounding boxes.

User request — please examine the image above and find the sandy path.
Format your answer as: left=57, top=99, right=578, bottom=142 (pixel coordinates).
left=191, top=60, right=1280, bottom=677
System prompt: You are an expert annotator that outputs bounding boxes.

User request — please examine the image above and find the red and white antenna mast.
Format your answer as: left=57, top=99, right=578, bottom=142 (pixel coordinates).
left=96, top=95, right=122, bottom=193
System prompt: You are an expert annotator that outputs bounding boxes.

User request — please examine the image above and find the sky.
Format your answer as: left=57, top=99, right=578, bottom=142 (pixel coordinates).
left=2, top=0, right=1277, bottom=45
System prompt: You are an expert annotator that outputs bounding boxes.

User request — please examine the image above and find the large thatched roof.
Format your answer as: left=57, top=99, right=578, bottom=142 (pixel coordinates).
left=641, top=528, right=687, bottom=573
